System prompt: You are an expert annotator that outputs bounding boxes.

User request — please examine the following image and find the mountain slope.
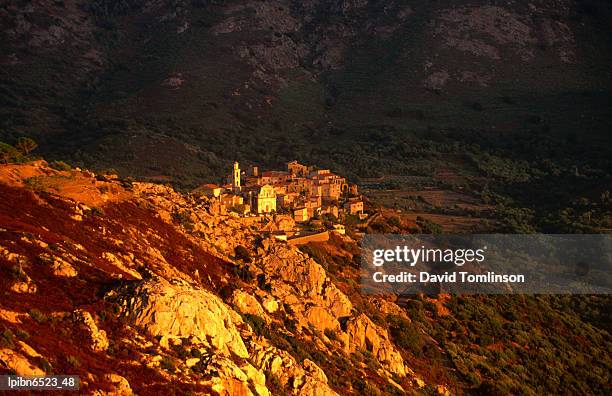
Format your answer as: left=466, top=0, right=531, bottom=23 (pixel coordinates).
left=2, top=0, right=611, bottom=188
left=1, top=161, right=611, bottom=395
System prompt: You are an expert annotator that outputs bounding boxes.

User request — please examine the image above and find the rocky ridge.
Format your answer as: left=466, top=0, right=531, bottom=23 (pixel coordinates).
left=0, top=161, right=434, bottom=395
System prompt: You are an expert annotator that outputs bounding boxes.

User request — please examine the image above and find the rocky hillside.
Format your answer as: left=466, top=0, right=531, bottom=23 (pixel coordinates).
left=0, top=161, right=437, bottom=395
left=1, top=162, right=611, bottom=395
left=1, top=0, right=611, bottom=187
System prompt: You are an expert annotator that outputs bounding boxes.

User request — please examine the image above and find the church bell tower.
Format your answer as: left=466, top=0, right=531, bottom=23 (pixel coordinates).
left=233, top=161, right=241, bottom=191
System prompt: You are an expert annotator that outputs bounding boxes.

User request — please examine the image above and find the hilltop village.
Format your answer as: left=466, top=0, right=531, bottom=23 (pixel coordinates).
left=192, top=161, right=365, bottom=241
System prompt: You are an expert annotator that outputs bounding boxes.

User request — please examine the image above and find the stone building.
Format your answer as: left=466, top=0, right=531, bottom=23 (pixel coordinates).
left=344, top=199, right=364, bottom=215
left=321, top=205, right=339, bottom=219
left=261, top=171, right=290, bottom=185
left=287, top=160, right=309, bottom=177
left=221, top=193, right=243, bottom=207
left=293, top=207, right=309, bottom=222
left=257, top=185, right=277, bottom=214
left=192, top=183, right=223, bottom=198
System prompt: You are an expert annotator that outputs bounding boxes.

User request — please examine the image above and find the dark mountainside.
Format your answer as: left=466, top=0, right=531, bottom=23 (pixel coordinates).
left=2, top=0, right=612, bottom=232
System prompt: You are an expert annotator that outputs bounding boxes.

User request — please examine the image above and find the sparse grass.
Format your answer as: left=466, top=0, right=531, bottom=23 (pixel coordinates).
left=23, top=177, right=45, bottom=191
left=0, top=329, right=15, bottom=348
left=66, top=355, right=81, bottom=368
left=39, top=358, right=53, bottom=374
left=89, top=207, right=105, bottom=217
left=160, top=356, right=176, bottom=373
left=14, top=328, right=30, bottom=340
left=324, top=328, right=339, bottom=342
left=28, top=309, right=48, bottom=324
left=49, top=160, right=72, bottom=171
left=10, top=264, right=27, bottom=281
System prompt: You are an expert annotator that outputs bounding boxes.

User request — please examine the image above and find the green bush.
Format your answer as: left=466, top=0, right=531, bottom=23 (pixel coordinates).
left=387, top=216, right=402, bottom=228
left=66, top=355, right=81, bottom=368
left=0, top=142, right=20, bottom=164
left=0, top=329, right=15, bottom=348
left=15, top=137, right=38, bottom=155
left=160, top=356, right=176, bottom=373
left=242, top=314, right=268, bottom=337
left=49, top=160, right=72, bottom=171
left=387, top=314, right=423, bottom=354
left=28, top=309, right=48, bottom=324
left=324, top=328, right=338, bottom=341
left=416, top=216, right=442, bottom=234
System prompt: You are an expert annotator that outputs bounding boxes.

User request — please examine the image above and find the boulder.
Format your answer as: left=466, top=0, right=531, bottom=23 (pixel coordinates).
left=250, top=342, right=339, bottom=396
left=97, top=373, right=133, bottom=396
left=119, top=278, right=248, bottom=358
left=102, top=252, right=142, bottom=280
left=262, top=245, right=326, bottom=297
left=73, top=309, right=109, bottom=352
left=0, top=348, right=45, bottom=376
left=261, top=297, right=279, bottom=313
left=232, top=290, right=269, bottom=322
left=304, top=306, right=340, bottom=333
left=10, top=279, right=37, bottom=294
left=204, top=356, right=268, bottom=396
left=346, top=314, right=406, bottom=377
left=39, top=253, right=78, bottom=277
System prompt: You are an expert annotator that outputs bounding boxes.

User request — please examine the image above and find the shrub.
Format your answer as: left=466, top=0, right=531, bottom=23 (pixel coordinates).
left=233, top=265, right=254, bottom=282
left=387, top=216, right=402, bottom=228
left=66, top=355, right=81, bottom=368
left=90, top=207, right=105, bottom=217
left=28, top=309, right=48, bottom=324
left=416, top=216, right=442, bottom=234
left=324, top=328, right=338, bottom=341
left=14, top=328, right=30, bottom=340
left=15, top=137, right=38, bottom=155
left=39, top=358, right=53, bottom=374
left=387, top=315, right=423, bottom=354
left=266, top=374, right=286, bottom=395
left=49, top=160, right=72, bottom=171
left=234, top=245, right=252, bottom=263
left=160, top=356, right=176, bottom=373
left=0, top=329, right=15, bottom=348
left=23, top=177, right=44, bottom=191
left=242, top=314, right=268, bottom=337
left=10, top=264, right=27, bottom=281
left=101, top=168, right=119, bottom=176
left=172, top=211, right=194, bottom=231
left=0, top=142, right=21, bottom=164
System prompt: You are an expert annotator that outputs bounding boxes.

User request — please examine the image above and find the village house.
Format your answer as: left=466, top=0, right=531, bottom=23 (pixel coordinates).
left=293, top=207, right=309, bottom=222
left=287, top=160, right=310, bottom=177
left=192, top=183, right=223, bottom=198
left=344, top=198, right=364, bottom=215
left=321, top=204, right=339, bottom=219
left=221, top=193, right=243, bottom=208
left=277, top=192, right=299, bottom=208
left=261, top=170, right=290, bottom=185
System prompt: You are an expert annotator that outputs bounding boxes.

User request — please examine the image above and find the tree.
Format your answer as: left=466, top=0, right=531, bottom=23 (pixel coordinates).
left=0, top=142, right=19, bottom=164
left=15, top=137, right=38, bottom=155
